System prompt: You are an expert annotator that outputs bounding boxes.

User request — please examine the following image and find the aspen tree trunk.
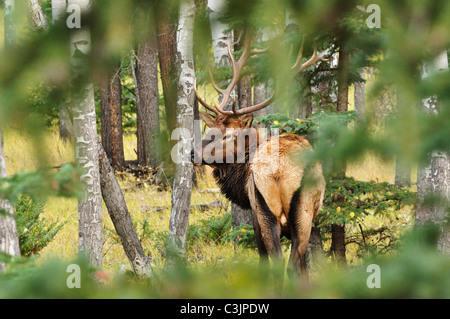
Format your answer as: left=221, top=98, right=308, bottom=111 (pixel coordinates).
left=394, top=89, right=411, bottom=187
left=69, top=0, right=103, bottom=267
left=167, top=0, right=196, bottom=264
left=52, top=0, right=74, bottom=141
left=4, top=0, right=16, bottom=48
left=0, top=131, right=21, bottom=272
left=97, top=137, right=152, bottom=278
left=28, top=0, right=48, bottom=30
left=253, top=28, right=275, bottom=117
left=232, top=32, right=253, bottom=228
left=208, top=0, right=232, bottom=68
left=208, top=0, right=251, bottom=227
left=416, top=51, right=450, bottom=253
left=0, top=0, right=21, bottom=272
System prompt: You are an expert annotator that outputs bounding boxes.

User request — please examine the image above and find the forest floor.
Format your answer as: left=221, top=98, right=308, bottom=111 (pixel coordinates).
left=3, top=127, right=416, bottom=279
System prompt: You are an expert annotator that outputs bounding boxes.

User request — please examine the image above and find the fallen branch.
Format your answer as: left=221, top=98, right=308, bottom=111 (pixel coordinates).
left=141, top=201, right=228, bottom=213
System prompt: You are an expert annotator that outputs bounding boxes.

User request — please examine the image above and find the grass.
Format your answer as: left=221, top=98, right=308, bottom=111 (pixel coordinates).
left=3, top=126, right=415, bottom=278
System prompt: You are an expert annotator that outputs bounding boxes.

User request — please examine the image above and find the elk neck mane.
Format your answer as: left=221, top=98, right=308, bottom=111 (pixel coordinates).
left=211, top=131, right=258, bottom=210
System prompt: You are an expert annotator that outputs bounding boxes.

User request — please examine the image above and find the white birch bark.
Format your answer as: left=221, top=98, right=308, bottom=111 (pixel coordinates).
left=416, top=51, right=450, bottom=253
left=69, top=0, right=103, bottom=267
left=0, top=0, right=21, bottom=273
left=4, top=0, right=16, bottom=48
left=28, top=0, right=48, bottom=30
left=51, top=0, right=67, bottom=22
left=208, top=0, right=232, bottom=67
left=0, top=130, right=21, bottom=272
left=167, top=0, right=196, bottom=263
left=207, top=0, right=235, bottom=110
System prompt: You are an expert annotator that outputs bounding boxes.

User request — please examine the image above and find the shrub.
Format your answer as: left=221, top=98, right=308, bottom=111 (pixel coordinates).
left=15, top=195, right=64, bottom=256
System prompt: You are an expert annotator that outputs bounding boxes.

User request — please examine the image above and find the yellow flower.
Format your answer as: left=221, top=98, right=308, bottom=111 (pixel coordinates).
left=336, top=207, right=341, bottom=213
left=241, top=228, right=247, bottom=232
left=350, top=212, right=355, bottom=219
left=273, top=121, right=279, bottom=125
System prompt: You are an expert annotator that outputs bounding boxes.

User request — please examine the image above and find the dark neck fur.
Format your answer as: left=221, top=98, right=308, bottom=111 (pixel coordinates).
left=211, top=129, right=261, bottom=210
left=212, top=162, right=251, bottom=210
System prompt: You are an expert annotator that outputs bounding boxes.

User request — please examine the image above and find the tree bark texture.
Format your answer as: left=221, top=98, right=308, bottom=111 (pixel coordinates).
left=329, top=41, right=350, bottom=262
left=97, top=137, right=152, bottom=278
left=231, top=37, right=253, bottom=228
left=336, top=43, right=349, bottom=113
left=0, top=129, right=21, bottom=272
left=330, top=224, right=346, bottom=261
left=52, top=0, right=74, bottom=141
left=4, top=0, right=16, bottom=49
left=208, top=0, right=232, bottom=67
left=100, top=67, right=125, bottom=171
left=69, top=0, right=103, bottom=267
left=416, top=51, right=450, bottom=253
left=28, top=0, right=48, bottom=30
left=156, top=1, right=178, bottom=136
left=167, top=0, right=196, bottom=264
left=135, top=34, right=161, bottom=169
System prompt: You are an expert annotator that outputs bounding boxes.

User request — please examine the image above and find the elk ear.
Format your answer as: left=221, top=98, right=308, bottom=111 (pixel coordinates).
left=241, top=114, right=254, bottom=129
left=199, top=111, right=216, bottom=128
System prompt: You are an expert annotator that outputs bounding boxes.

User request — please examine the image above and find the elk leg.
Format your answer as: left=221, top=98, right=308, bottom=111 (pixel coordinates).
left=254, top=187, right=284, bottom=263
left=289, top=190, right=318, bottom=278
left=252, top=213, right=268, bottom=264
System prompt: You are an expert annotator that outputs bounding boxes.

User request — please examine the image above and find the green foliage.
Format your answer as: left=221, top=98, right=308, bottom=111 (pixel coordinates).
left=185, top=212, right=255, bottom=248
left=317, top=177, right=415, bottom=227
left=0, top=164, right=84, bottom=204
left=1, top=227, right=449, bottom=298
left=14, top=195, right=64, bottom=256
left=223, top=223, right=256, bottom=248
left=187, top=212, right=232, bottom=245
left=254, top=110, right=356, bottom=137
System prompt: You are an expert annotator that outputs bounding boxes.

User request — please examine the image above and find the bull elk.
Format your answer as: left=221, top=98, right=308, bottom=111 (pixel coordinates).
left=191, top=33, right=327, bottom=276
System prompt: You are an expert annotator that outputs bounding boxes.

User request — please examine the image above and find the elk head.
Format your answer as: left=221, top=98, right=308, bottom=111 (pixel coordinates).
left=191, top=32, right=328, bottom=167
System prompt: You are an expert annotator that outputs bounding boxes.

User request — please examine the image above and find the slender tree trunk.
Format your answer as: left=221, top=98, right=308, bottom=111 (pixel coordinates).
left=394, top=89, right=411, bottom=187
left=28, top=0, right=48, bottom=30
left=416, top=51, right=450, bottom=253
left=97, top=137, right=152, bottom=278
left=208, top=0, right=232, bottom=68
left=330, top=41, right=350, bottom=262
left=100, top=67, right=125, bottom=171
left=0, top=0, right=21, bottom=274
left=155, top=1, right=178, bottom=137
left=52, top=0, right=74, bottom=141
left=167, top=0, right=196, bottom=264
left=135, top=33, right=161, bottom=169
left=69, top=0, right=103, bottom=267
left=4, top=0, right=16, bottom=48
left=208, top=0, right=233, bottom=111
left=0, top=130, right=21, bottom=272
left=232, top=35, right=253, bottom=228
left=354, top=69, right=366, bottom=120
left=330, top=224, right=346, bottom=261
left=336, top=43, right=349, bottom=113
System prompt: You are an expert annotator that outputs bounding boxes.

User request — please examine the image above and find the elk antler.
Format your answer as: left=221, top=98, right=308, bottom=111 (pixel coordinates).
left=291, top=36, right=329, bottom=74
left=194, top=30, right=273, bottom=116
left=194, top=32, right=328, bottom=117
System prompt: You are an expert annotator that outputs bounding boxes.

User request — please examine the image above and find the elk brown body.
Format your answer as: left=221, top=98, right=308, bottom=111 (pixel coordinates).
left=192, top=112, right=325, bottom=275
left=192, top=31, right=327, bottom=276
